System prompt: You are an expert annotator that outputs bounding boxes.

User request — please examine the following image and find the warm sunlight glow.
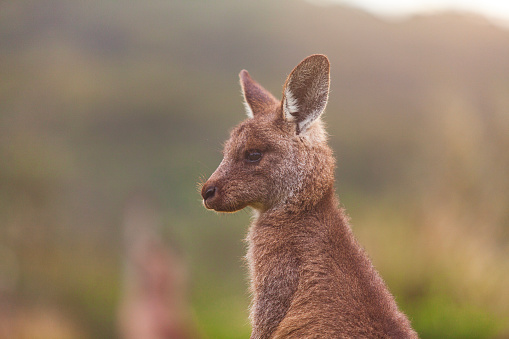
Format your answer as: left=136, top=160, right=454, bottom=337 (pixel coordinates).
left=311, top=0, right=509, bottom=27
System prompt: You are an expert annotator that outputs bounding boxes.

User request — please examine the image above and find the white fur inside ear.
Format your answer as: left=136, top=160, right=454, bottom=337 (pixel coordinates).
left=283, top=87, right=299, bottom=121
left=298, top=92, right=328, bottom=133
left=243, top=99, right=254, bottom=119
left=298, top=109, right=320, bottom=133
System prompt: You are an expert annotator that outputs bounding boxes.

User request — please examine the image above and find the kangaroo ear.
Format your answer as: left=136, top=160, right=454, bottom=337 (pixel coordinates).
left=282, top=55, right=330, bottom=134
left=239, top=70, right=279, bottom=118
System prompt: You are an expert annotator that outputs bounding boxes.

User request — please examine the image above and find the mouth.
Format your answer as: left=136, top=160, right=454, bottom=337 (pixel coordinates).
left=202, top=199, right=246, bottom=213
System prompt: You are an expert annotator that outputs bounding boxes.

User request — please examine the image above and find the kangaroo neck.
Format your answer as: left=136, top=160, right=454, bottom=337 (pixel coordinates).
left=255, top=184, right=338, bottom=225
left=246, top=186, right=345, bottom=339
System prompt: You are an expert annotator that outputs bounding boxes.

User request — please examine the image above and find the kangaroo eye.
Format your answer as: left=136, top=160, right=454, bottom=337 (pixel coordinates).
left=245, top=150, right=262, bottom=162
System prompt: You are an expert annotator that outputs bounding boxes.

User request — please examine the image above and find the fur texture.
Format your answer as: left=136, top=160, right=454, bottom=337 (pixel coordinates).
left=201, top=55, right=418, bottom=339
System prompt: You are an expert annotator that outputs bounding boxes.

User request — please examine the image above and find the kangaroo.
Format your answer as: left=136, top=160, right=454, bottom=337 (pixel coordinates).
left=201, top=55, right=417, bottom=338
left=118, top=194, right=198, bottom=339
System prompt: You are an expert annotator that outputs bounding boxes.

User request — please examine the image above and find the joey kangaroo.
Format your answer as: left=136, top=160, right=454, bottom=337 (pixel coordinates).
left=201, top=55, right=417, bottom=338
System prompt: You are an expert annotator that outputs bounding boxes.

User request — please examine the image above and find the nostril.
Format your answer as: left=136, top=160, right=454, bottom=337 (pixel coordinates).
left=203, top=186, right=216, bottom=201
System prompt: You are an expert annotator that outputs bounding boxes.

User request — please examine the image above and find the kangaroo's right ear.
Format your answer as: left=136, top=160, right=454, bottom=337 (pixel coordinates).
left=239, top=70, right=279, bottom=118
left=282, top=55, right=330, bottom=135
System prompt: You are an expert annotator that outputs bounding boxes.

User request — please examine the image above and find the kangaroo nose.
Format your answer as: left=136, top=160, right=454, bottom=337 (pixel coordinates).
left=202, top=185, right=216, bottom=201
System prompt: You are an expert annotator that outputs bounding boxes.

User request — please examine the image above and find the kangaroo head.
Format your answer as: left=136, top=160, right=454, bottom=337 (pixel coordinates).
left=201, top=55, right=335, bottom=213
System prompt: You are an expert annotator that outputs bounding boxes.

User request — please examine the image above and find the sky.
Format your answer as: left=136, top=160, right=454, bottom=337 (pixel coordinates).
left=310, top=0, right=509, bottom=28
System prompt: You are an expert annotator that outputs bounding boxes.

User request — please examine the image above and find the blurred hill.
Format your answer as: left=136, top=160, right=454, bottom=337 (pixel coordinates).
left=1, top=0, right=509, bottom=338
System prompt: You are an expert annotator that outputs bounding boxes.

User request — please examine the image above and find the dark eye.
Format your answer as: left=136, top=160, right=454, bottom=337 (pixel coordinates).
left=245, top=150, right=262, bottom=162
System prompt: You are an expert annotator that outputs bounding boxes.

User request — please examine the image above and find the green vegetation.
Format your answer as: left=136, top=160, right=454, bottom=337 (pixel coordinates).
left=1, top=0, right=508, bottom=338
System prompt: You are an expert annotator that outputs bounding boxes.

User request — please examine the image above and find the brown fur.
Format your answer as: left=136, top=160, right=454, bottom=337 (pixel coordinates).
left=201, top=55, right=418, bottom=338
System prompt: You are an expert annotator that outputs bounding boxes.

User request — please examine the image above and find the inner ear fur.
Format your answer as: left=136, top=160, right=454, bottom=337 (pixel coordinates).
left=282, top=55, right=330, bottom=134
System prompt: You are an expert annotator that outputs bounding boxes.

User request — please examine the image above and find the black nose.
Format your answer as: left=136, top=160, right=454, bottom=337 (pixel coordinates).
left=202, top=186, right=216, bottom=201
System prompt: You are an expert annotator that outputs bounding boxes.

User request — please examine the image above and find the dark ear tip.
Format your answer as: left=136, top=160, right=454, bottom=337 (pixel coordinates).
left=239, top=69, right=250, bottom=80
left=309, top=54, right=329, bottom=61
left=299, top=54, right=330, bottom=73
left=311, top=54, right=330, bottom=68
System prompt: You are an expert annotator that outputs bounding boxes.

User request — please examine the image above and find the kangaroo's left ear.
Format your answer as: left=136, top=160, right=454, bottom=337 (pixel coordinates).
left=240, top=70, right=279, bottom=118
left=282, top=54, right=330, bottom=135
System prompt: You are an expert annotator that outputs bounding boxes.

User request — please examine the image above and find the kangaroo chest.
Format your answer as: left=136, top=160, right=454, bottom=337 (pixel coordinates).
left=246, top=221, right=302, bottom=338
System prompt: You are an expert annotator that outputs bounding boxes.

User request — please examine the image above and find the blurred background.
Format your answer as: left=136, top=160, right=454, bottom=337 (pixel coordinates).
left=1, top=0, right=509, bottom=338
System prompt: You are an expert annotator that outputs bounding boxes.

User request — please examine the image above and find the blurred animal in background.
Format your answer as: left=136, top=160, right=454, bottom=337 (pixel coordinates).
left=201, top=55, right=417, bottom=338
left=117, top=193, right=198, bottom=339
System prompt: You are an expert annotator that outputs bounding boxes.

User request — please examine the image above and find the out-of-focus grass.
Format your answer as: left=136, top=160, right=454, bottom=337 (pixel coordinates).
left=410, top=294, right=504, bottom=339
